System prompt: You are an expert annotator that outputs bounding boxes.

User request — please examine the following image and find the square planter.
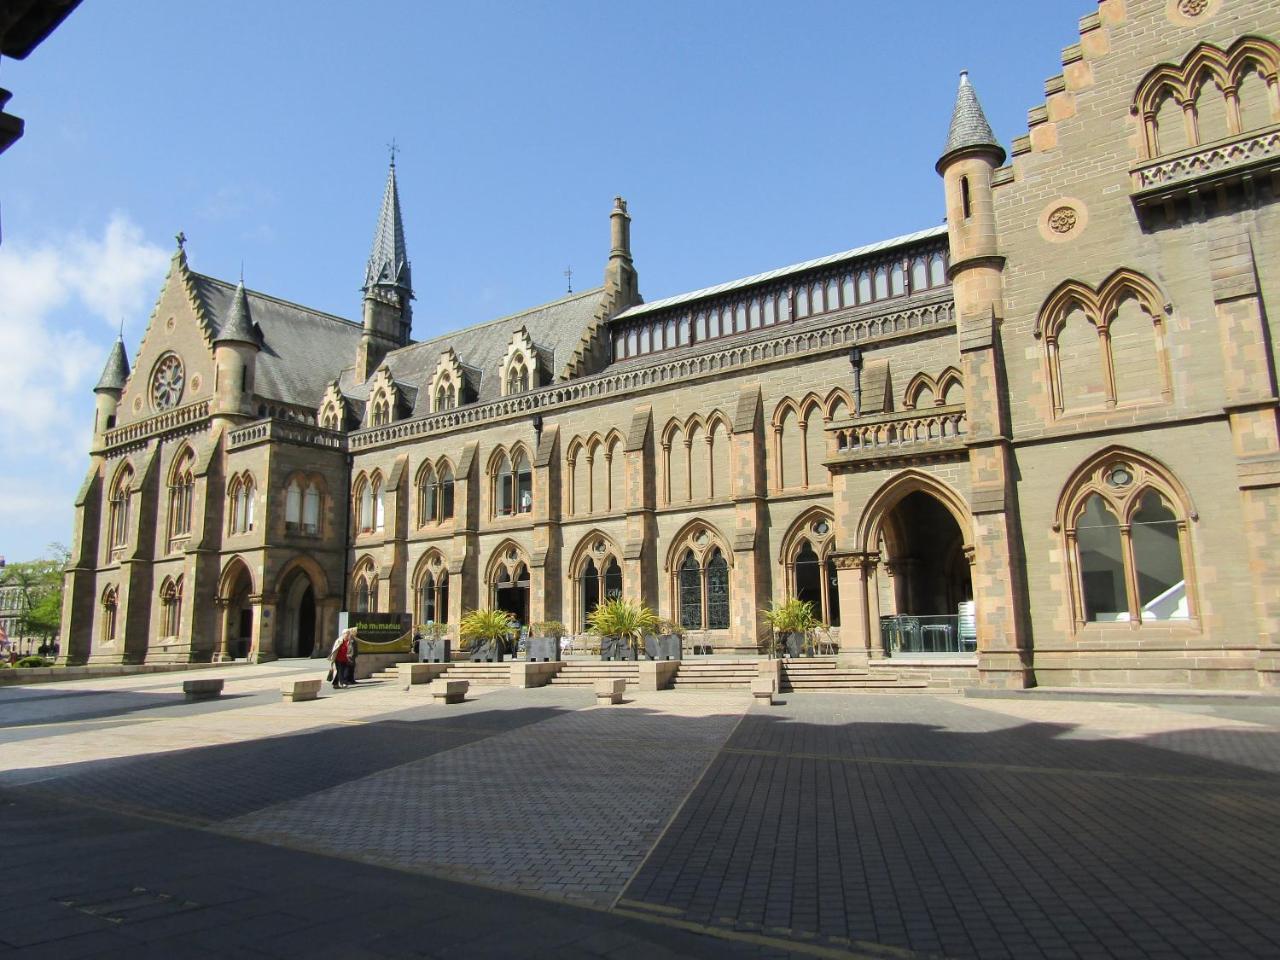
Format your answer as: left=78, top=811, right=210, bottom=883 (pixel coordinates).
left=469, top=639, right=504, bottom=663
left=601, top=636, right=637, bottom=661
left=644, top=634, right=682, bottom=661
left=528, top=637, right=559, bottom=662
left=783, top=632, right=807, bottom=658
left=419, top=638, right=450, bottom=663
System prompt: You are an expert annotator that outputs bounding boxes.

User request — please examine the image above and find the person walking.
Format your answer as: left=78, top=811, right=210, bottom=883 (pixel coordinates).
left=328, top=628, right=354, bottom=689
left=344, top=629, right=359, bottom=685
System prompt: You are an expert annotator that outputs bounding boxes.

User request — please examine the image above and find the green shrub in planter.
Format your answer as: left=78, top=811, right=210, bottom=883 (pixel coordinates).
left=588, top=598, right=658, bottom=661
left=459, top=608, right=513, bottom=663
left=761, top=598, right=818, bottom=657
left=16, top=656, right=53, bottom=668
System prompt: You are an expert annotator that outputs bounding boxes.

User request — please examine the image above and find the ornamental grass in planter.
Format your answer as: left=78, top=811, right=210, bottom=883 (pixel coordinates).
left=459, top=607, right=514, bottom=663
left=528, top=621, right=566, bottom=662
left=587, top=598, right=659, bottom=661
left=761, top=597, right=818, bottom=658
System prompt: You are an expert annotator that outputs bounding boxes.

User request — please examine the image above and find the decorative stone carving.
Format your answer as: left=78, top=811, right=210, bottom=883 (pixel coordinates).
left=1048, top=207, right=1078, bottom=234
left=1179, top=0, right=1208, bottom=15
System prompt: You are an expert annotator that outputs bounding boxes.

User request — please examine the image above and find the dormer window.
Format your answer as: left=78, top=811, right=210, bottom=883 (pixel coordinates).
left=506, top=354, right=529, bottom=395
left=435, top=375, right=456, bottom=411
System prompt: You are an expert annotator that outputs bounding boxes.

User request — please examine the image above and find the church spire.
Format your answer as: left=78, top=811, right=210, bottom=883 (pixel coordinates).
left=938, top=70, right=1005, bottom=171
left=363, top=159, right=412, bottom=299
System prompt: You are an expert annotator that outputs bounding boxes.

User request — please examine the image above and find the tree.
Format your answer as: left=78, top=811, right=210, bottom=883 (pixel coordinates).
left=0, top=543, right=69, bottom=653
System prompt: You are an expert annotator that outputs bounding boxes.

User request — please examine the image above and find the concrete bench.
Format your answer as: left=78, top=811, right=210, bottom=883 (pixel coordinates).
left=750, top=677, right=776, bottom=706
left=432, top=679, right=468, bottom=704
left=183, top=678, right=224, bottom=702
left=595, top=677, right=626, bottom=705
left=398, top=662, right=447, bottom=688
left=280, top=678, right=321, bottom=702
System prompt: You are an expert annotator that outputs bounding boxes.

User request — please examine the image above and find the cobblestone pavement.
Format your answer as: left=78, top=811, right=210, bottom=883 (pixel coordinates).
left=3, top=665, right=1280, bottom=957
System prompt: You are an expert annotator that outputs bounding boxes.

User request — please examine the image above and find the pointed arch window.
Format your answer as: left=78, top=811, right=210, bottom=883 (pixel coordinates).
left=417, top=462, right=455, bottom=526
left=373, top=476, right=385, bottom=531
left=416, top=559, right=450, bottom=626
left=785, top=515, right=840, bottom=626
left=573, top=537, right=624, bottom=631
left=371, top=395, right=391, bottom=427
left=303, top=483, right=321, bottom=534
left=506, top=354, right=529, bottom=395
left=167, top=450, right=195, bottom=545
left=101, top=585, right=118, bottom=645
left=353, top=562, right=379, bottom=613
left=356, top=476, right=374, bottom=534
left=108, top=465, right=133, bottom=559
left=493, top=449, right=533, bottom=517
left=1062, top=456, right=1195, bottom=627
left=672, top=529, right=732, bottom=631
left=229, top=473, right=255, bottom=535
left=160, top=576, right=183, bottom=638
left=435, top=373, right=457, bottom=412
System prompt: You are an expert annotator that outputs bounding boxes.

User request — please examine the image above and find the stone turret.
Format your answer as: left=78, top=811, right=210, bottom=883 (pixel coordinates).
left=357, top=159, right=413, bottom=382
left=212, top=279, right=260, bottom=426
left=92, top=335, right=129, bottom=448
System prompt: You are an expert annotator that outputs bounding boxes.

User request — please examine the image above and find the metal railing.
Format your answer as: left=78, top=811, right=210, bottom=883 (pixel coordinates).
left=880, top=615, right=974, bottom=655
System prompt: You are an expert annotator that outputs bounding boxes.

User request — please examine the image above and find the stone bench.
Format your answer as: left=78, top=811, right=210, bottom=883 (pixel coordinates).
left=750, top=677, right=776, bottom=706
left=281, top=678, right=321, bottom=702
left=595, top=677, right=626, bottom=705
left=398, top=662, right=448, bottom=688
left=432, top=679, right=468, bottom=704
left=183, top=678, right=224, bottom=702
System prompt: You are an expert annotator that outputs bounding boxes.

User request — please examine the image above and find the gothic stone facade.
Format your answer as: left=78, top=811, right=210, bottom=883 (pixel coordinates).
left=62, top=0, right=1280, bottom=689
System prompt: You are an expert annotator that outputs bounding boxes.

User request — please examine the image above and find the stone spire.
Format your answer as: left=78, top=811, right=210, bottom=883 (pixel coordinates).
left=213, top=280, right=259, bottom=346
left=363, top=160, right=412, bottom=298
left=939, top=71, right=1005, bottom=169
left=94, top=336, right=129, bottom=392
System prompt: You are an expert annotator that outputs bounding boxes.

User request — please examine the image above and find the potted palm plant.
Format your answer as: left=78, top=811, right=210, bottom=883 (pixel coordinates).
left=528, top=621, right=565, bottom=662
left=588, top=597, right=659, bottom=661
left=417, top=622, right=450, bottom=663
left=762, top=597, right=818, bottom=658
left=459, top=608, right=514, bottom=663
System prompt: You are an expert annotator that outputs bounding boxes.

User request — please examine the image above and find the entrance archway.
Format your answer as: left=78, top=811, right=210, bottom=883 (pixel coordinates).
left=218, top=558, right=255, bottom=660
left=277, top=568, right=318, bottom=658
left=882, top=491, right=972, bottom=616
left=493, top=562, right=530, bottom=628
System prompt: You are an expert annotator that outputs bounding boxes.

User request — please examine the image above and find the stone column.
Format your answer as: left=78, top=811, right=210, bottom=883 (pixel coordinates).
left=250, top=594, right=277, bottom=663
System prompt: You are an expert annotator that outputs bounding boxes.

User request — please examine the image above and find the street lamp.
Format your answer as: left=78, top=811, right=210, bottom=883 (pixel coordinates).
left=848, top=347, right=864, bottom=416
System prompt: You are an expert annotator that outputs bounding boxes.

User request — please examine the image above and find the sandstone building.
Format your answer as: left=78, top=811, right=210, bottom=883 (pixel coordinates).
left=62, top=0, right=1280, bottom=689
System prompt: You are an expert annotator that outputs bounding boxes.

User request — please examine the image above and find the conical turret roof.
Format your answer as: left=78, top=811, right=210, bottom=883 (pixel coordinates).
left=213, top=280, right=260, bottom=346
left=95, top=337, right=130, bottom=392
left=363, top=161, right=412, bottom=295
left=940, top=71, right=1004, bottom=167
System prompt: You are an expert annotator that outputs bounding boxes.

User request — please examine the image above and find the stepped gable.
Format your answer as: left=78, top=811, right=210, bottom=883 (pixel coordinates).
left=189, top=273, right=362, bottom=408
left=338, top=286, right=605, bottom=415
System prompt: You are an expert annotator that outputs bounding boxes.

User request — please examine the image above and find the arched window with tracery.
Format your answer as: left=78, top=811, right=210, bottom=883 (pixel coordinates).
left=229, top=473, right=255, bottom=535
left=435, top=373, right=457, bottom=412
left=371, top=394, right=391, bottom=427
left=353, top=559, right=379, bottom=613
left=108, top=463, right=134, bottom=559
left=783, top=513, right=841, bottom=627
left=285, top=476, right=322, bottom=535
left=167, top=449, right=195, bottom=545
left=160, top=576, right=183, bottom=638
left=572, top=535, right=624, bottom=631
left=416, top=460, right=456, bottom=526
left=414, top=554, right=450, bottom=625
left=671, top=526, right=731, bottom=631
left=354, top=474, right=374, bottom=534
left=492, top=447, right=532, bottom=517
left=101, top=584, right=118, bottom=645
left=506, top=354, right=529, bottom=395
left=373, top=474, right=385, bottom=531
left=1059, top=452, right=1195, bottom=628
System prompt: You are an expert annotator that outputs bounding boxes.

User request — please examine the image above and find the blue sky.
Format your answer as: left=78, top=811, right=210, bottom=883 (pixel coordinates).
left=0, top=0, right=1079, bottom=561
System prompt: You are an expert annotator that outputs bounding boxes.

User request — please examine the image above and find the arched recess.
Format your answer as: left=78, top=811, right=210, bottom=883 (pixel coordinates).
left=218, top=556, right=255, bottom=660
left=351, top=555, right=379, bottom=613
left=903, top=373, right=938, bottom=410
left=485, top=539, right=531, bottom=628
left=275, top=555, right=328, bottom=658
left=568, top=530, right=625, bottom=632
left=1054, top=446, right=1197, bottom=628
left=856, top=471, right=974, bottom=645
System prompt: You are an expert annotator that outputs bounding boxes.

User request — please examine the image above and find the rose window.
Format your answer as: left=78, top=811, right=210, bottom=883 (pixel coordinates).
left=151, top=355, right=185, bottom=410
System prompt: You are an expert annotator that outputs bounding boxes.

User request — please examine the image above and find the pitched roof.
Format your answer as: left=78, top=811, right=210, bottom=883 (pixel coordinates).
left=363, top=162, right=412, bottom=295
left=95, top=337, right=130, bottom=392
left=338, top=287, right=605, bottom=415
left=190, top=274, right=363, bottom=409
left=940, top=71, right=1004, bottom=166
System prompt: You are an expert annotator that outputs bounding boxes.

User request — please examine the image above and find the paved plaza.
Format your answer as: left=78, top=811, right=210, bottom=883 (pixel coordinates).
left=1, top=664, right=1279, bottom=958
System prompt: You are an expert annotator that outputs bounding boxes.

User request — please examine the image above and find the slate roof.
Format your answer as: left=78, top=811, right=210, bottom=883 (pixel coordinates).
left=190, top=274, right=363, bottom=409
left=95, top=337, right=130, bottom=391
left=940, top=71, right=1004, bottom=165
left=337, top=286, right=605, bottom=415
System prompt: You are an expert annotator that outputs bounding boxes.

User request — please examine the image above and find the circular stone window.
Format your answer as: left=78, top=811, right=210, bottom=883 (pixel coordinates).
left=1107, top=465, right=1134, bottom=488
left=150, top=354, right=185, bottom=411
left=812, top=520, right=831, bottom=536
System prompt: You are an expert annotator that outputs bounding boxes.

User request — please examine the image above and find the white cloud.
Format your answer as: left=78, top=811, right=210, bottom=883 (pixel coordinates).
left=0, top=214, right=168, bottom=560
